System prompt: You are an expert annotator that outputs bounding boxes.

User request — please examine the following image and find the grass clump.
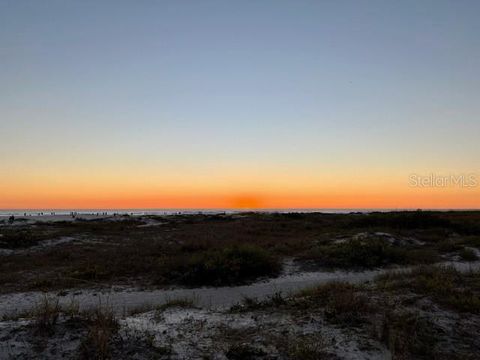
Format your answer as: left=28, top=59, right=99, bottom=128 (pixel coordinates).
left=156, top=297, right=197, bottom=311
left=80, top=304, right=119, bottom=360
left=465, top=236, right=480, bottom=248
left=230, top=292, right=287, bottom=312
left=459, top=247, right=479, bottom=261
left=436, top=239, right=462, bottom=253
left=297, top=282, right=371, bottom=325
left=377, top=266, right=480, bottom=313
left=32, top=296, right=61, bottom=335
left=127, top=297, right=196, bottom=316
left=351, top=211, right=452, bottom=230
left=0, top=229, right=43, bottom=249
left=377, top=310, right=437, bottom=359
left=165, top=245, right=281, bottom=286
left=404, top=248, right=440, bottom=265
left=285, top=335, right=330, bottom=360
left=311, top=238, right=408, bottom=268
left=225, top=343, right=266, bottom=360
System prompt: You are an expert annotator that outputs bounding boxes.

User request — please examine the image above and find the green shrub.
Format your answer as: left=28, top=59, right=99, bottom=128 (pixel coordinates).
left=459, top=248, right=478, bottom=261
left=164, top=245, right=281, bottom=286
left=0, top=230, right=41, bottom=249
left=436, top=239, right=462, bottom=253
left=404, top=248, right=440, bottom=265
left=312, top=238, right=408, bottom=268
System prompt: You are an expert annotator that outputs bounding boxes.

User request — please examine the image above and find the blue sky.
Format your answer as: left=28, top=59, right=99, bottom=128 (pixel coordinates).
left=1, top=0, right=479, bottom=208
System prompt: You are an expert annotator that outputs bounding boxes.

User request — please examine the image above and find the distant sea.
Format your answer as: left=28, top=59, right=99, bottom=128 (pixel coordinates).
left=0, top=208, right=453, bottom=217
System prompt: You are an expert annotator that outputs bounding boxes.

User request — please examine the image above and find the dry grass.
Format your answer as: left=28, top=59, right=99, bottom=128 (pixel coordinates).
left=80, top=304, right=119, bottom=360
left=296, top=282, right=372, bottom=325
left=32, top=296, right=61, bottom=335
left=230, top=292, right=287, bottom=312
left=376, top=266, right=480, bottom=313
left=127, top=297, right=197, bottom=316
left=1, top=211, right=480, bottom=292
left=459, top=247, right=479, bottom=261
left=285, top=335, right=330, bottom=360
left=225, top=343, right=267, bottom=359
left=376, top=310, right=437, bottom=359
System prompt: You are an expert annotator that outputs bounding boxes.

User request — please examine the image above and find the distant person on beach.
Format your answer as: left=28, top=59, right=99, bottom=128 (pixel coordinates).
left=8, top=215, right=14, bottom=224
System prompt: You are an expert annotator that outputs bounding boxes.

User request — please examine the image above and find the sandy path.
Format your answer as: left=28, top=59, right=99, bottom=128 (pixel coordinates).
left=1, top=261, right=478, bottom=317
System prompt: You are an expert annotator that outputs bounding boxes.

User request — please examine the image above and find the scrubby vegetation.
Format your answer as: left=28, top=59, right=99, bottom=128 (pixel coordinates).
left=162, top=245, right=281, bottom=286
left=350, top=211, right=451, bottom=229
left=378, top=310, right=438, bottom=359
left=226, top=264, right=480, bottom=359
left=32, top=296, right=61, bottom=335
left=2, top=264, right=480, bottom=359
left=128, top=297, right=197, bottom=316
left=459, top=247, right=479, bottom=261
left=1, top=211, right=480, bottom=359
left=79, top=305, right=119, bottom=359
left=308, top=238, right=409, bottom=268
left=1, top=211, right=479, bottom=292
left=284, top=335, right=330, bottom=360
left=225, top=343, right=267, bottom=360
left=300, top=283, right=371, bottom=324
left=0, top=229, right=47, bottom=249
left=377, top=266, right=480, bottom=313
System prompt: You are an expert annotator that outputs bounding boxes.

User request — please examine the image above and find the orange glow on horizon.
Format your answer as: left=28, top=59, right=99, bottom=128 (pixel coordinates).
left=1, top=188, right=479, bottom=210
left=1, top=169, right=479, bottom=210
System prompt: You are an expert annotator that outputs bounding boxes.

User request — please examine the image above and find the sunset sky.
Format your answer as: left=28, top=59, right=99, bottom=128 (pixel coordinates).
left=1, top=0, right=479, bottom=209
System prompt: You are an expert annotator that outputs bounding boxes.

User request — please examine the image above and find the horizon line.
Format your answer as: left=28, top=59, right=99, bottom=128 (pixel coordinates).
left=1, top=207, right=480, bottom=212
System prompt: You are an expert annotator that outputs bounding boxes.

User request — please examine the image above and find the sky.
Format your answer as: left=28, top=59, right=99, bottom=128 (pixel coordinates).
left=1, top=0, right=479, bottom=209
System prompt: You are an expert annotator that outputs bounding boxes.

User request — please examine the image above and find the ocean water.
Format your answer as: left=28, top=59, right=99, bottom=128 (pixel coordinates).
left=0, top=208, right=419, bottom=217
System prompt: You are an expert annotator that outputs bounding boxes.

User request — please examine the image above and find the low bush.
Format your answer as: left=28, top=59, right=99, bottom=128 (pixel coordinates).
left=351, top=211, right=452, bottom=230
left=436, top=239, right=462, bottom=253
left=0, top=230, right=42, bottom=249
left=163, top=245, right=281, bottom=286
left=459, top=248, right=478, bottom=261
left=404, top=248, right=440, bottom=265
left=311, top=238, right=408, bottom=268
